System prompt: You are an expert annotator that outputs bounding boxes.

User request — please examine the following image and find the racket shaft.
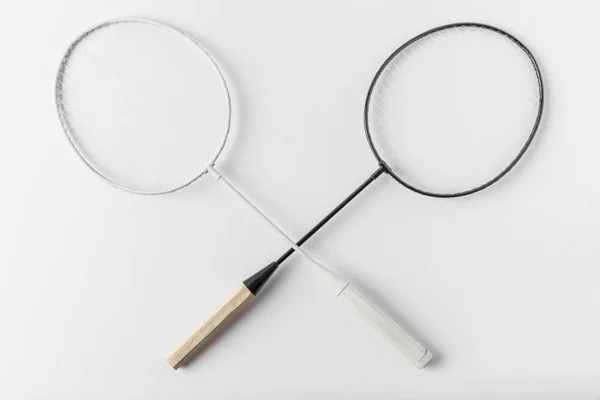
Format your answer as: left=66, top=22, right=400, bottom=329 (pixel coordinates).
left=339, top=283, right=432, bottom=368
left=167, top=284, right=254, bottom=369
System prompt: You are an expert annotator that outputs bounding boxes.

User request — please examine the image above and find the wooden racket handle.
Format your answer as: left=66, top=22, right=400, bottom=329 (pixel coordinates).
left=167, top=284, right=254, bottom=369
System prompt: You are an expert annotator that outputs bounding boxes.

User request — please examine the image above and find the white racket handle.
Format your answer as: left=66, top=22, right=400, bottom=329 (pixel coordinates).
left=337, top=283, right=432, bottom=368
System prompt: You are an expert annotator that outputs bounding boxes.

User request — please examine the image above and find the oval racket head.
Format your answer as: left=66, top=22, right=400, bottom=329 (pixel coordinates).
left=365, top=23, right=543, bottom=197
left=55, top=19, right=232, bottom=195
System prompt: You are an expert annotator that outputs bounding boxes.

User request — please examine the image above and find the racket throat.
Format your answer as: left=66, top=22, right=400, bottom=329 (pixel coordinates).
left=243, top=262, right=279, bottom=295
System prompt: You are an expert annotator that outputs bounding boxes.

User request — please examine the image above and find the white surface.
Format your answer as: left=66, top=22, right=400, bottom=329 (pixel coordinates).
left=1, top=0, right=600, bottom=398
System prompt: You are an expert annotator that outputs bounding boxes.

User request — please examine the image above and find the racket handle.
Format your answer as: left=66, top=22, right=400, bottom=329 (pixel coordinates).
left=167, top=263, right=277, bottom=369
left=338, top=283, right=433, bottom=368
left=166, top=284, right=254, bottom=369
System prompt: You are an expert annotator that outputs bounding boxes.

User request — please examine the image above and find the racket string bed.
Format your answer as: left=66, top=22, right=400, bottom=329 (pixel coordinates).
left=56, top=18, right=233, bottom=195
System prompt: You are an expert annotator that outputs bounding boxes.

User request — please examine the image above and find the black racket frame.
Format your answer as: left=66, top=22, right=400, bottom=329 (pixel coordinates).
left=244, top=22, right=545, bottom=293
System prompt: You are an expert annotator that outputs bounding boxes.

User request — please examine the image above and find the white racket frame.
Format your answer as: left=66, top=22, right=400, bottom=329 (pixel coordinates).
left=55, top=18, right=232, bottom=195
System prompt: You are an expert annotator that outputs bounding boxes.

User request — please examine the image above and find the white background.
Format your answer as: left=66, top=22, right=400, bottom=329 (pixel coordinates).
left=2, top=0, right=600, bottom=398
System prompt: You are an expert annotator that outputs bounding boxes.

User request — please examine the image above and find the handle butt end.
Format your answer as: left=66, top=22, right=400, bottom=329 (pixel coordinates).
left=167, top=354, right=184, bottom=370
left=414, top=349, right=433, bottom=369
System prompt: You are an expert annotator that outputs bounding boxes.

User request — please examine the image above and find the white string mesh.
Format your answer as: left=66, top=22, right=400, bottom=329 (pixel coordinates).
left=55, top=19, right=232, bottom=194
left=367, top=25, right=542, bottom=195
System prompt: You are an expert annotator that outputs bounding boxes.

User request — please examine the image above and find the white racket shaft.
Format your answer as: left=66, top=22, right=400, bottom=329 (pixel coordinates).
left=207, top=165, right=432, bottom=368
